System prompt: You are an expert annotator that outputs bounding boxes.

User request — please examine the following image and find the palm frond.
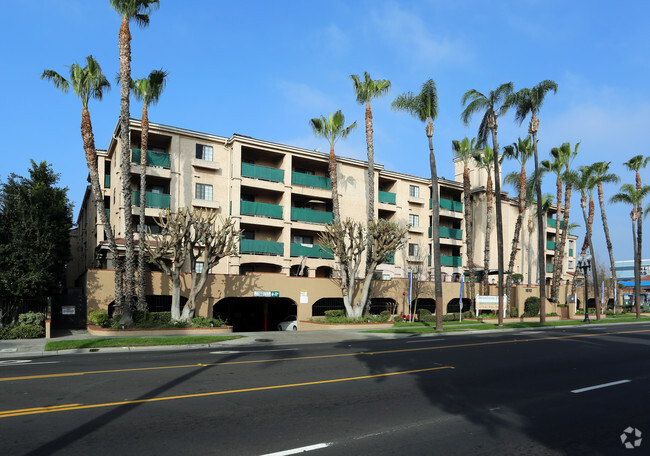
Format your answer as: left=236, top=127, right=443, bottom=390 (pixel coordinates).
left=41, top=70, right=69, bottom=93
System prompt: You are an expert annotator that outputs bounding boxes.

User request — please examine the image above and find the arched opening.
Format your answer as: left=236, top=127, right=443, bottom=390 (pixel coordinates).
left=369, top=298, right=397, bottom=315
left=290, top=265, right=309, bottom=277
left=239, top=263, right=283, bottom=274
left=107, top=294, right=188, bottom=318
left=315, top=266, right=333, bottom=278
left=312, top=297, right=345, bottom=316
left=212, top=297, right=296, bottom=332
left=447, top=298, right=472, bottom=314
left=411, top=298, right=436, bottom=314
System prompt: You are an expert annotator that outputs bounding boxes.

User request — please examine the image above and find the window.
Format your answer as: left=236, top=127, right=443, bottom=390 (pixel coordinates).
left=241, top=230, right=255, bottom=240
left=409, top=185, right=419, bottom=198
left=196, top=144, right=213, bottom=161
left=293, top=235, right=313, bottom=245
left=195, top=262, right=204, bottom=274
left=409, top=214, right=419, bottom=227
left=408, top=243, right=419, bottom=257
left=295, top=168, right=315, bottom=175
left=195, top=183, right=213, bottom=200
left=568, top=260, right=573, bottom=269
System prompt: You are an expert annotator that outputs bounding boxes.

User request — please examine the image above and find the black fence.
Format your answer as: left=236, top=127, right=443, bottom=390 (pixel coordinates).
left=0, top=297, right=49, bottom=326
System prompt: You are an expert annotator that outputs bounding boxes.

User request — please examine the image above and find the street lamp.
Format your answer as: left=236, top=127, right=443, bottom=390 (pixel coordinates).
left=577, top=253, right=592, bottom=323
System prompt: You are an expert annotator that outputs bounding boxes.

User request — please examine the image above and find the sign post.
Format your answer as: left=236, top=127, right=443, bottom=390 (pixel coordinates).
left=459, top=279, right=464, bottom=322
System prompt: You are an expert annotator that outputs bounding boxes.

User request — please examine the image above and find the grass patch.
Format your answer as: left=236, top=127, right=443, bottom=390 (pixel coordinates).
left=45, top=335, right=243, bottom=351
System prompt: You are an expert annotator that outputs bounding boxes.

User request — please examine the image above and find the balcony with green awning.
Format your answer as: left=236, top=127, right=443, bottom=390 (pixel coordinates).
left=240, top=200, right=283, bottom=219
left=546, top=263, right=554, bottom=273
left=547, top=218, right=564, bottom=229
left=378, top=190, right=396, bottom=204
left=429, top=226, right=463, bottom=239
left=131, top=190, right=170, bottom=209
left=430, top=198, right=463, bottom=212
left=240, top=239, right=284, bottom=256
left=291, top=207, right=334, bottom=224
left=104, top=174, right=111, bottom=188
left=131, top=148, right=170, bottom=168
left=441, top=255, right=462, bottom=267
left=290, top=243, right=334, bottom=259
left=381, top=253, right=394, bottom=264
left=242, top=163, right=284, bottom=183
left=292, top=171, right=331, bottom=190
left=547, top=240, right=556, bottom=250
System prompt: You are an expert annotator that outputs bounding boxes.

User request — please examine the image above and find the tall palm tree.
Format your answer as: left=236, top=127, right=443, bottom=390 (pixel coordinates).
left=41, top=56, right=125, bottom=314
left=309, top=110, right=357, bottom=224
left=472, top=146, right=496, bottom=297
left=452, top=137, right=478, bottom=314
left=350, top=72, right=391, bottom=291
left=623, top=155, right=650, bottom=316
left=502, top=137, right=534, bottom=307
left=132, top=69, right=168, bottom=310
left=110, top=0, right=160, bottom=314
left=392, top=79, right=443, bottom=330
left=611, top=184, right=650, bottom=318
left=461, top=82, right=514, bottom=325
left=591, top=161, right=620, bottom=311
left=510, top=80, right=558, bottom=324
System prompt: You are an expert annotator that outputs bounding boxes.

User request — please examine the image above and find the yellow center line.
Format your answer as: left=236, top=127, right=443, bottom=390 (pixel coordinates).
left=1, top=327, right=648, bottom=383
left=0, top=366, right=454, bottom=418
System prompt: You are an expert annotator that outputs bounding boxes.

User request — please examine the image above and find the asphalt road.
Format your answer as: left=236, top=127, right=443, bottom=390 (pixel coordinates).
left=2, top=323, right=650, bottom=455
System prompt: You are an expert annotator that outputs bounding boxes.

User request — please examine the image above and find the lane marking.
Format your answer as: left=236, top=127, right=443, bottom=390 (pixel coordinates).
left=2, top=327, right=649, bottom=383
left=0, top=365, right=453, bottom=418
left=406, top=338, right=446, bottom=344
left=260, top=442, right=331, bottom=455
left=0, top=360, right=60, bottom=367
left=210, top=349, right=298, bottom=354
left=571, top=379, right=630, bottom=394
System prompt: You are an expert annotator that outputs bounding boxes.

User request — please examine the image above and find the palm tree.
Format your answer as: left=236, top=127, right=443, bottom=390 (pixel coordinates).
left=452, top=137, right=478, bottom=314
left=510, top=80, right=558, bottom=324
left=472, top=146, right=496, bottom=297
left=591, top=161, right=620, bottom=311
left=309, top=111, right=357, bottom=224
left=41, top=56, right=125, bottom=314
left=350, top=72, right=391, bottom=294
left=502, top=137, right=534, bottom=307
left=623, top=155, right=650, bottom=316
left=461, top=83, right=514, bottom=325
left=392, top=79, right=443, bottom=330
left=132, top=69, right=168, bottom=311
left=110, top=0, right=160, bottom=314
left=611, top=184, right=650, bottom=318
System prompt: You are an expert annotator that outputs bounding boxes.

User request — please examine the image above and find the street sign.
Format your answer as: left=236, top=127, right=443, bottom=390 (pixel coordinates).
left=253, top=291, right=280, bottom=298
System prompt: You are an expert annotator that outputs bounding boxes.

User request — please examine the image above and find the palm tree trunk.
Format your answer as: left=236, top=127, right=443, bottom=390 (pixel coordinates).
left=329, top=145, right=340, bottom=224
left=637, top=205, right=643, bottom=318
left=483, top=174, right=493, bottom=297
left=463, top=167, right=476, bottom=315
left=597, top=182, right=616, bottom=313
left=506, top=165, right=527, bottom=310
left=137, top=104, right=149, bottom=312
left=551, top=177, right=563, bottom=301
left=531, top=115, right=546, bottom=324
left=491, top=129, right=504, bottom=326
left=118, top=14, right=135, bottom=325
left=427, top=120, right=443, bottom=331
left=587, top=196, right=601, bottom=321
left=632, top=213, right=640, bottom=318
left=81, top=106, right=123, bottom=312
left=557, top=183, right=573, bottom=301
left=363, top=102, right=374, bottom=314
left=527, top=217, right=534, bottom=287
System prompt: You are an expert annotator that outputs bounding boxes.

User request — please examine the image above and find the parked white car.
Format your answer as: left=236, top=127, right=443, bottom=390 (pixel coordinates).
left=277, top=315, right=297, bottom=331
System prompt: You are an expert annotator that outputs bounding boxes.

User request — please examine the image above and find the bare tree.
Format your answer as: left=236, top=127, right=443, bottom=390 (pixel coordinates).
left=144, top=208, right=240, bottom=321
left=319, top=219, right=407, bottom=318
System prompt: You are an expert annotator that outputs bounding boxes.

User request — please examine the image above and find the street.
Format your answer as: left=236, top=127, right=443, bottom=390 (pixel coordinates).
left=2, top=323, right=650, bottom=455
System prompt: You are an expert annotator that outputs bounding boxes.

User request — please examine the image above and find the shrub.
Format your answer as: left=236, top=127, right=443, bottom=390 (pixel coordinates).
left=324, top=309, right=345, bottom=318
left=149, top=312, right=172, bottom=324
left=420, top=313, right=436, bottom=323
left=89, top=310, right=110, bottom=328
left=18, top=312, right=46, bottom=327
left=0, top=326, right=13, bottom=339
left=417, top=309, right=432, bottom=318
left=9, top=324, right=44, bottom=339
left=509, top=306, right=519, bottom=318
left=380, top=310, right=391, bottom=319
left=393, top=315, right=403, bottom=322
left=191, top=316, right=227, bottom=327
left=523, top=297, right=541, bottom=317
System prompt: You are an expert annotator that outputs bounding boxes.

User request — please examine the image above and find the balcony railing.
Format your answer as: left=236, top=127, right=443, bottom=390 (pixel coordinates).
left=290, top=243, right=333, bottom=259
left=547, top=240, right=556, bottom=250
left=131, top=190, right=170, bottom=209
left=241, top=163, right=284, bottom=183
left=569, top=248, right=574, bottom=256
left=430, top=226, right=463, bottom=239
left=546, top=263, right=554, bottom=273
left=441, top=255, right=462, bottom=267
left=378, top=190, right=396, bottom=205
left=240, top=239, right=284, bottom=256
left=292, top=171, right=331, bottom=190
left=547, top=218, right=564, bottom=229
left=104, top=174, right=110, bottom=188
left=430, top=198, right=463, bottom=212
left=240, top=200, right=283, bottom=219
left=291, top=207, right=334, bottom=224
left=381, top=253, right=395, bottom=265
left=131, top=148, right=170, bottom=168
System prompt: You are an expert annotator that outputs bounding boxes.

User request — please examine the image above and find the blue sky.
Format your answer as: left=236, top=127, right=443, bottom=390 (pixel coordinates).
left=1, top=1, right=649, bottom=265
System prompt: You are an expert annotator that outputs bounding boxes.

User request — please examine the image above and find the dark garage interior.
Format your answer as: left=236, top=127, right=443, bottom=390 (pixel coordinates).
left=212, top=297, right=297, bottom=332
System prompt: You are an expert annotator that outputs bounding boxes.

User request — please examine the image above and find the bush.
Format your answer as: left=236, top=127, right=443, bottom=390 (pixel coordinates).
left=8, top=324, right=45, bottom=339
left=393, top=315, right=403, bottom=322
left=523, top=297, right=541, bottom=317
left=191, top=316, right=227, bottom=327
left=89, top=310, right=110, bottom=328
left=509, top=306, right=519, bottom=318
left=324, top=309, right=345, bottom=318
left=417, top=308, right=432, bottom=318
left=420, top=313, right=436, bottom=323
left=380, top=310, right=391, bottom=319
left=18, top=312, right=46, bottom=327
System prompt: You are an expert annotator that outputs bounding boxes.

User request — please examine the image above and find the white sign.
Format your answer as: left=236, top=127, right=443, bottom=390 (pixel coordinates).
left=300, top=291, right=308, bottom=304
left=476, top=295, right=507, bottom=317
left=62, top=306, right=75, bottom=315
left=253, top=291, right=279, bottom=298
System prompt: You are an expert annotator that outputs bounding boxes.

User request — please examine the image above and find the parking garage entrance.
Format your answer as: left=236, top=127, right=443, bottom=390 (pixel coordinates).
left=212, top=297, right=297, bottom=332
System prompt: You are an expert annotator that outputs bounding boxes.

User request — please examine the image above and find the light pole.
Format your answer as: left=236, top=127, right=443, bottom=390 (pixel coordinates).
left=578, top=254, right=592, bottom=323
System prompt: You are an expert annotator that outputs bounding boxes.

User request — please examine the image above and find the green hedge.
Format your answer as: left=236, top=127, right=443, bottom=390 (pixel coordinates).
left=523, top=297, right=541, bottom=317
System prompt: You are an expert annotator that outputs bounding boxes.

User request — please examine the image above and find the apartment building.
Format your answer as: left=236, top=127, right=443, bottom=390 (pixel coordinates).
left=68, top=119, right=577, bottom=327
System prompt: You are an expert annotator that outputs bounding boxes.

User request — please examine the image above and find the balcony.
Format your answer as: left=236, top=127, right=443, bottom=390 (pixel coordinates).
left=430, top=198, right=463, bottom=212
left=240, top=239, right=284, bottom=256
left=546, top=263, right=554, bottom=273
left=381, top=253, right=395, bottom=265
left=547, top=240, right=556, bottom=250
left=240, top=200, right=282, bottom=219
left=290, top=243, right=333, bottom=259
left=131, top=190, right=170, bottom=209
left=131, top=148, right=170, bottom=168
left=569, top=248, right=574, bottom=256
left=547, top=218, right=564, bottom=229
left=292, top=171, right=331, bottom=190
left=241, top=163, right=284, bottom=183
left=430, top=226, right=463, bottom=239
left=378, top=190, right=396, bottom=205
left=291, top=207, right=334, bottom=224
left=104, top=174, right=110, bottom=188
left=441, top=255, right=462, bottom=267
